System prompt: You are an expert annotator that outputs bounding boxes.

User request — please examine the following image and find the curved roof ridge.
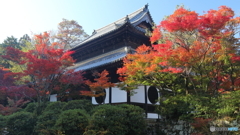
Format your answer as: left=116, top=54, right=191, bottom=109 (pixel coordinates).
left=72, top=4, right=152, bottom=49
left=131, top=11, right=148, bottom=24
left=74, top=22, right=127, bottom=46
left=95, top=5, right=146, bottom=32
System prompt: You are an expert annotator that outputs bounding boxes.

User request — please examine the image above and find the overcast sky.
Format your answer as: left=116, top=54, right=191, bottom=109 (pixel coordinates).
left=0, top=0, right=239, bottom=43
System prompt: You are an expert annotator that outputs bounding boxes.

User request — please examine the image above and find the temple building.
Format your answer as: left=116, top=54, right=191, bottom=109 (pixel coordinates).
left=69, top=4, right=160, bottom=119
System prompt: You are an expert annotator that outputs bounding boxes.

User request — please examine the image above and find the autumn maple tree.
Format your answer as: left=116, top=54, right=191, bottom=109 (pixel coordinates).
left=0, top=97, right=29, bottom=116
left=0, top=68, right=15, bottom=104
left=81, top=70, right=115, bottom=97
left=2, top=32, right=85, bottom=113
left=152, top=6, right=240, bottom=95
left=117, top=6, right=240, bottom=126
left=118, top=6, right=240, bottom=94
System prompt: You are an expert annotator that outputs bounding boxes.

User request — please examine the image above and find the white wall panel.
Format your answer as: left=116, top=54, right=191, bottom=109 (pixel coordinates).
left=111, top=87, right=127, bottom=103
left=50, top=94, right=57, bottom=102
left=131, top=86, right=145, bottom=103
left=104, top=88, right=109, bottom=104
left=91, top=86, right=160, bottom=105
left=147, top=113, right=160, bottom=119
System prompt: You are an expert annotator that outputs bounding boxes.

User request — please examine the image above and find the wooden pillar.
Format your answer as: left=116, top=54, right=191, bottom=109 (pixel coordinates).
left=109, top=87, right=112, bottom=104
left=127, top=90, right=131, bottom=104
left=144, top=85, right=148, bottom=118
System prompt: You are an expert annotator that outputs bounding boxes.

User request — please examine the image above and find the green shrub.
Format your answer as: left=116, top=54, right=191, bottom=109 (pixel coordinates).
left=118, top=104, right=146, bottom=135
left=34, top=102, right=50, bottom=115
left=35, top=110, right=60, bottom=135
left=62, top=99, right=94, bottom=112
left=85, top=104, right=146, bottom=135
left=24, top=102, right=37, bottom=113
left=157, top=94, right=194, bottom=120
left=86, top=104, right=128, bottom=135
left=34, top=101, right=66, bottom=135
left=216, top=90, right=240, bottom=119
left=6, top=112, right=36, bottom=135
left=0, top=115, right=6, bottom=134
left=83, top=130, right=108, bottom=135
left=55, top=109, right=89, bottom=135
left=44, top=101, right=66, bottom=112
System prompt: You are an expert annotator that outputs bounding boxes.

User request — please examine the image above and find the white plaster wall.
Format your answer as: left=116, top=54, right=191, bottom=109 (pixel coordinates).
left=92, top=96, right=97, bottom=104
left=50, top=94, right=57, bottom=102
left=91, top=85, right=160, bottom=104
left=147, top=113, right=160, bottom=119
left=111, top=86, right=127, bottom=103
left=104, top=88, right=109, bottom=104
left=131, top=86, right=145, bottom=103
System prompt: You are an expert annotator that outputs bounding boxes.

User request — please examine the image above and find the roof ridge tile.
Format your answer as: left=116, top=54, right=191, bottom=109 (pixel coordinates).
left=72, top=4, right=153, bottom=49
left=95, top=5, right=145, bottom=32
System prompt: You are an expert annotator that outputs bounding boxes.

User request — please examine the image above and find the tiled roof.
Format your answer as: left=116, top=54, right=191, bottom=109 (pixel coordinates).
left=73, top=47, right=130, bottom=71
left=71, top=4, right=153, bottom=49
left=70, top=5, right=153, bottom=71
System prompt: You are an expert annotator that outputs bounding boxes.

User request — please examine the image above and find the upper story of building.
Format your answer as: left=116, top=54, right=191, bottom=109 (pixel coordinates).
left=70, top=4, right=154, bottom=72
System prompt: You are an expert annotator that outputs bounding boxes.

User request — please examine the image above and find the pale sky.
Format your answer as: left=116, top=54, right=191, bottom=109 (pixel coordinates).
left=0, top=0, right=239, bottom=43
